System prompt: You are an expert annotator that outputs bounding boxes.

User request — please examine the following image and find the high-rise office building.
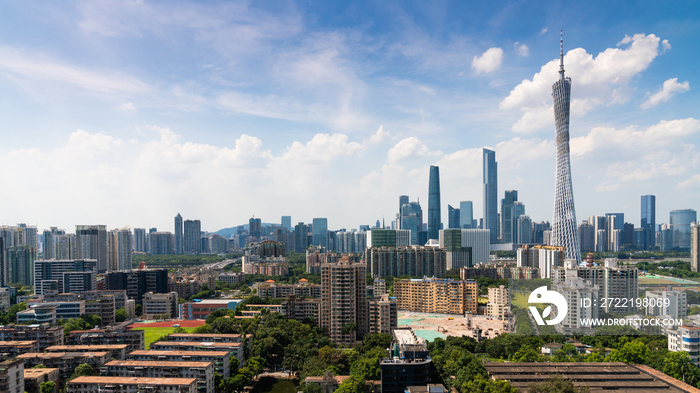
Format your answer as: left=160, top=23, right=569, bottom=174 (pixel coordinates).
left=281, top=216, right=292, bottom=231
left=670, top=209, right=697, bottom=250
left=183, top=220, right=202, bottom=254
left=551, top=33, right=581, bottom=264
left=399, top=196, right=409, bottom=221
left=133, top=228, right=147, bottom=253
left=105, top=269, right=169, bottom=304
left=605, top=213, right=624, bottom=251
left=460, top=201, right=473, bottom=229
left=312, top=218, right=329, bottom=248
left=501, top=190, right=518, bottom=243
left=483, top=149, right=498, bottom=244
left=691, top=223, right=699, bottom=272
left=517, top=215, right=532, bottom=244
left=34, top=259, right=97, bottom=295
left=294, top=223, right=308, bottom=253
left=440, top=229, right=472, bottom=271
left=0, top=238, right=4, bottom=286
left=75, top=225, right=108, bottom=273
left=249, top=217, right=262, bottom=240
left=174, top=214, right=183, bottom=255
left=641, top=195, right=656, bottom=250
left=447, top=205, right=460, bottom=229
left=428, top=166, right=441, bottom=240
left=400, top=200, right=423, bottom=245
left=578, top=221, right=595, bottom=253
left=512, top=202, right=525, bottom=243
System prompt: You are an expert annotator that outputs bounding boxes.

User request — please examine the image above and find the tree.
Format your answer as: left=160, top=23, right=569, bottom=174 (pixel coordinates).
left=606, top=340, right=650, bottom=364
left=349, top=353, right=381, bottom=380
left=303, top=383, right=323, bottom=393
left=662, top=351, right=700, bottom=386
left=115, top=308, right=128, bottom=322
left=73, top=363, right=94, bottom=378
left=135, top=304, right=142, bottom=317
left=336, top=375, right=367, bottom=393
left=462, top=376, right=517, bottom=393
left=583, top=352, right=604, bottom=362
left=512, top=345, right=542, bottom=362
left=220, top=374, right=249, bottom=393
left=40, top=381, right=56, bottom=393
left=230, top=357, right=240, bottom=375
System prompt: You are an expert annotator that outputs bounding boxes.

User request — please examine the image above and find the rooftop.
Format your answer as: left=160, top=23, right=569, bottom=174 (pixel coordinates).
left=106, top=360, right=213, bottom=368
left=151, top=341, right=242, bottom=348
left=46, top=344, right=128, bottom=350
left=128, top=350, right=231, bottom=357
left=24, top=368, right=59, bottom=378
left=0, top=341, right=37, bottom=346
left=68, top=376, right=197, bottom=386
left=484, top=362, right=699, bottom=392
left=19, top=352, right=109, bottom=359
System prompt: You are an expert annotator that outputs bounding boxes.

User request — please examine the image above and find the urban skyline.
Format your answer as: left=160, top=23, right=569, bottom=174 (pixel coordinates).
left=0, top=2, right=698, bottom=233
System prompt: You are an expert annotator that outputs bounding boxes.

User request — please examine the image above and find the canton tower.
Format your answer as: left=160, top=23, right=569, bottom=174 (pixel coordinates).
left=551, top=30, right=581, bottom=264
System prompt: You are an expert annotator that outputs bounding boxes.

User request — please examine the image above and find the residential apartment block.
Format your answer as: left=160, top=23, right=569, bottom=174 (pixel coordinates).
left=393, top=278, right=478, bottom=315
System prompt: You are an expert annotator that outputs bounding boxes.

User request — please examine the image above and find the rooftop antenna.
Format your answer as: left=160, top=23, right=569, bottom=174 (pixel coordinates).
left=559, top=29, right=565, bottom=79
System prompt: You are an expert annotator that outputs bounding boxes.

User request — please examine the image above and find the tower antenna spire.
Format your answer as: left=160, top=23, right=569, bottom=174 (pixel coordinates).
left=559, top=29, right=565, bottom=79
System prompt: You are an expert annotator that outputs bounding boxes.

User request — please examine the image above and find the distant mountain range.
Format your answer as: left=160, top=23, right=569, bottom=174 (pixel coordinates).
left=214, top=222, right=279, bottom=238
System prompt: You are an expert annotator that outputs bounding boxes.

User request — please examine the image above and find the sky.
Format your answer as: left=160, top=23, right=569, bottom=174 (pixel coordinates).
left=0, top=0, right=699, bottom=233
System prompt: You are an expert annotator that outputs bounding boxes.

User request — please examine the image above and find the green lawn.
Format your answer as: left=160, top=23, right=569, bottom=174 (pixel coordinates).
left=131, top=326, right=197, bottom=349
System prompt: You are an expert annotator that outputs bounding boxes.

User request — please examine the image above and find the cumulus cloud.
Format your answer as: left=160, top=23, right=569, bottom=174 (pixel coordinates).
left=387, top=137, right=441, bottom=161
left=367, top=125, right=393, bottom=145
left=472, top=47, right=504, bottom=73
left=641, top=78, right=690, bottom=109
left=514, top=42, right=529, bottom=57
left=570, top=118, right=700, bottom=158
left=501, top=33, right=667, bottom=133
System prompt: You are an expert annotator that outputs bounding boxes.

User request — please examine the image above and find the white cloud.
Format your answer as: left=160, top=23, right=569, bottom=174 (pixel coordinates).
left=119, top=102, right=136, bottom=111
left=387, top=137, right=441, bottom=161
left=514, top=42, right=529, bottom=57
left=501, top=33, right=667, bottom=133
left=641, top=78, right=690, bottom=109
left=0, top=46, right=150, bottom=94
left=367, top=125, right=393, bottom=145
left=570, top=118, right=700, bottom=158
left=540, top=28, right=548, bottom=35
left=677, top=174, right=700, bottom=189
left=471, top=47, right=504, bottom=73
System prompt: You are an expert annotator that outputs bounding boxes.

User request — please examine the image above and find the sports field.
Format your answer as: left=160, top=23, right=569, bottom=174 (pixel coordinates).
left=130, top=326, right=198, bottom=349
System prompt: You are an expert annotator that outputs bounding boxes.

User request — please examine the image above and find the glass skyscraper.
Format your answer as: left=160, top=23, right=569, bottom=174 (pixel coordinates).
left=312, top=218, right=329, bottom=248
left=551, top=32, right=581, bottom=264
left=501, top=190, right=518, bottom=243
left=670, top=209, right=697, bottom=250
left=483, top=149, right=498, bottom=244
left=174, top=213, right=183, bottom=254
left=281, top=216, right=292, bottom=231
left=641, top=195, right=655, bottom=250
left=460, top=201, right=473, bottom=229
left=428, top=165, right=441, bottom=240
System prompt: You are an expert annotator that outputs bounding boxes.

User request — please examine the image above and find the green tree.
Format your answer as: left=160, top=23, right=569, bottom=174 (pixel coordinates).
left=512, top=345, right=542, bottom=362
left=40, top=381, right=56, bottom=393
left=220, top=375, right=249, bottom=393
left=229, top=357, right=240, bottom=375
left=662, top=351, right=700, bottom=386
left=135, top=304, right=142, bottom=317
left=583, top=352, right=605, bottom=362
left=115, top=308, right=128, bottom=322
left=73, top=363, right=94, bottom=378
left=349, top=353, right=381, bottom=380
left=336, top=375, right=367, bottom=393
left=462, top=376, right=517, bottom=393
left=606, top=340, right=650, bottom=364
left=302, top=383, right=323, bottom=393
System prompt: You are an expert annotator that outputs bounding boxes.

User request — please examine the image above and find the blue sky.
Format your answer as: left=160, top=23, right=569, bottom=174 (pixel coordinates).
left=0, top=0, right=699, bottom=233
